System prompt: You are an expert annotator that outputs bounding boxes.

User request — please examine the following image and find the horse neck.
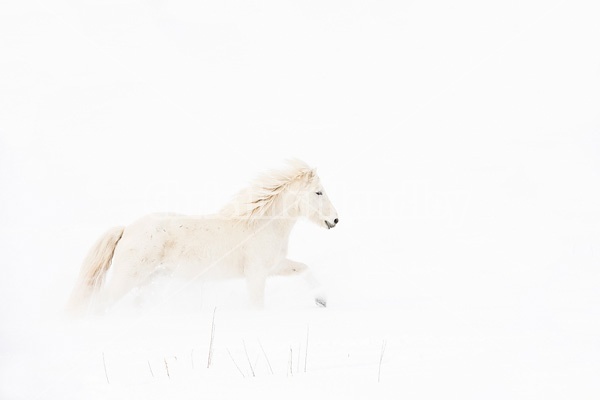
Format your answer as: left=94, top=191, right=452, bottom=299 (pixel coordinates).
left=258, top=216, right=297, bottom=243
left=257, top=193, right=299, bottom=237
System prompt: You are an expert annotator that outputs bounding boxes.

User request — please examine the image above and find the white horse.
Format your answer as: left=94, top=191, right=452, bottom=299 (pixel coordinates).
left=67, top=160, right=339, bottom=315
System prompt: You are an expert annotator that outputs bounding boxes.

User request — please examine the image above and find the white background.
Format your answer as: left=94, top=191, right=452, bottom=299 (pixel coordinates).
left=1, top=0, right=599, bottom=398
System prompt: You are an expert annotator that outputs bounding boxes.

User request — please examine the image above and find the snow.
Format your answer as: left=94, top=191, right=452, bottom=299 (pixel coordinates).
left=2, top=0, right=600, bottom=398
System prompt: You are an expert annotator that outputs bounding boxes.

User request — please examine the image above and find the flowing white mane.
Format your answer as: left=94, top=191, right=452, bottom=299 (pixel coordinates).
left=220, top=159, right=315, bottom=222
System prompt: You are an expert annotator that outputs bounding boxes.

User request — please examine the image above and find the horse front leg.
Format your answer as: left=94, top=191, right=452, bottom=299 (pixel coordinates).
left=273, top=259, right=327, bottom=307
left=244, top=264, right=267, bottom=308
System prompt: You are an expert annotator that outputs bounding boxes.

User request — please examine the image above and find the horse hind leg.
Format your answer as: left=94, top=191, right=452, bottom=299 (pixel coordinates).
left=99, top=259, right=148, bottom=312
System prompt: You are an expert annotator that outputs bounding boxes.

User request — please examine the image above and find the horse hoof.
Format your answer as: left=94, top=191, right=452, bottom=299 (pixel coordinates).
left=315, top=297, right=327, bottom=308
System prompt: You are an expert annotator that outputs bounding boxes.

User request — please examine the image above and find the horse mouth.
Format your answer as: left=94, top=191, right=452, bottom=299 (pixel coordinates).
left=325, top=220, right=335, bottom=229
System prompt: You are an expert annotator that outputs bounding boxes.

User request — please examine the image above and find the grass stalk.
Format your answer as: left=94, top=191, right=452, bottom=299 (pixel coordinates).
left=148, top=360, right=154, bottom=378
left=378, top=340, right=387, bottom=383
left=258, top=339, right=274, bottom=375
left=207, top=307, right=216, bottom=368
left=304, top=325, right=309, bottom=373
left=102, top=352, right=110, bottom=384
left=227, top=348, right=246, bottom=378
left=164, top=357, right=170, bottom=379
left=243, top=340, right=255, bottom=377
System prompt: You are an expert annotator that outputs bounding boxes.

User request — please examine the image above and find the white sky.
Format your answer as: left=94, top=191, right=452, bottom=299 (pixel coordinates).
left=1, top=0, right=599, bottom=344
left=2, top=2, right=600, bottom=398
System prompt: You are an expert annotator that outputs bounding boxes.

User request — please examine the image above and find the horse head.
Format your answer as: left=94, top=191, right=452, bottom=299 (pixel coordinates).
left=287, top=166, right=339, bottom=229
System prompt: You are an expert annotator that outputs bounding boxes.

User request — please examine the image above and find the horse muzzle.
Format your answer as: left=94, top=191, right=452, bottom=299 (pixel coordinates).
left=325, top=218, right=339, bottom=229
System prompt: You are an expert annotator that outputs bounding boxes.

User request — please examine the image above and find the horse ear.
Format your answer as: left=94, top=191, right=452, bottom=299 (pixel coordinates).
left=308, top=168, right=317, bottom=180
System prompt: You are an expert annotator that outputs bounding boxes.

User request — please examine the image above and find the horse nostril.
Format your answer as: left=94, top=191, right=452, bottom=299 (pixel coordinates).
left=334, top=218, right=339, bottom=224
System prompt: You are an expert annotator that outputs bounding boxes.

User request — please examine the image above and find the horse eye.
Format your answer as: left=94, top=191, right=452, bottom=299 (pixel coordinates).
left=315, top=191, right=323, bottom=196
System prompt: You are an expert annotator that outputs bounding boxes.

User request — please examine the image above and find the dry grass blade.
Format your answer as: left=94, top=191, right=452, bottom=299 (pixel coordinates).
left=258, top=339, right=274, bottom=375
left=378, top=340, right=387, bottom=383
left=207, top=307, right=216, bottom=368
left=227, top=348, right=246, bottom=378
left=243, top=340, right=255, bottom=377
left=147, top=360, right=154, bottom=378
left=288, top=347, right=293, bottom=377
left=102, top=352, right=110, bottom=384
left=164, top=357, right=170, bottom=379
left=304, top=325, right=309, bottom=373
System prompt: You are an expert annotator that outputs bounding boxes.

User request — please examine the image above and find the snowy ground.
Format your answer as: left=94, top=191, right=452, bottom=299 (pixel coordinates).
left=2, top=0, right=600, bottom=399
left=3, top=274, right=600, bottom=399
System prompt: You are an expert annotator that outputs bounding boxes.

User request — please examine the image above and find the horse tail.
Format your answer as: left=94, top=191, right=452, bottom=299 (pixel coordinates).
left=66, top=226, right=125, bottom=316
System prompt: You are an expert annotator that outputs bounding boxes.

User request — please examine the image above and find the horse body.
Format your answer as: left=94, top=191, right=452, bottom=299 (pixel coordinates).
left=67, top=160, right=338, bottom=315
